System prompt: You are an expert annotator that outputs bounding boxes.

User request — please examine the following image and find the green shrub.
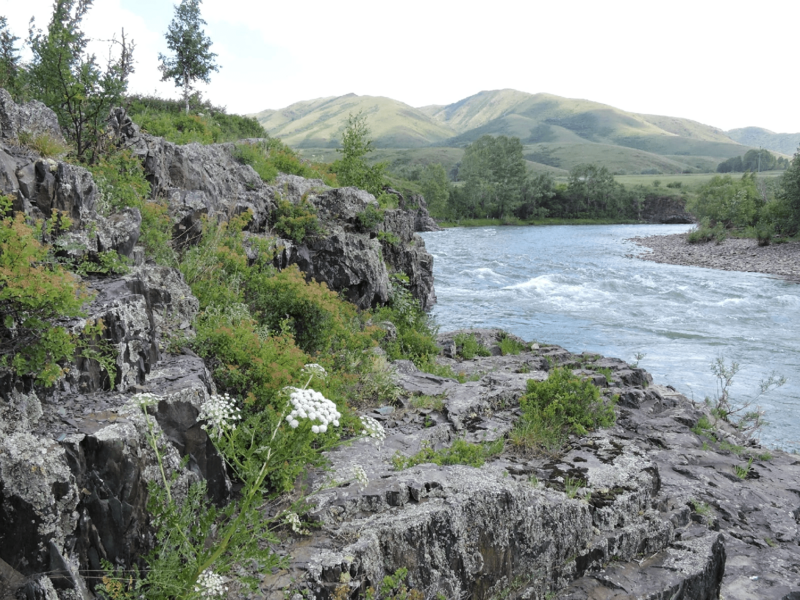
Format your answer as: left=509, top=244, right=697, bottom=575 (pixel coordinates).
left=89, top=149, right=175, bottom=266
left=374, top=275, right=440, bottom=364
left=17, top=131, right=70, bottom=158
left=377, top=231, right=401, bottom=246
left=498, top=332, right=526, bottom=356
left=392, top=438, right=504, bottom=470
left=686, top=218, right=727, bottom=245
left=0, top=197, right=91, bottom=385
left=272, top=197, right=323, bottom=243
left=246, top=265, right=376, bottom=359
left=233, top=139, right=338, bottom=186
left=193, top=311, right=307, bottom=408
left=356, top=203, right=385, bottom=232
left=511, top=367, right=616, bottom=453
left=127, top=94, right=267, bottom=144
left=454, top=332, right=491, bottom=359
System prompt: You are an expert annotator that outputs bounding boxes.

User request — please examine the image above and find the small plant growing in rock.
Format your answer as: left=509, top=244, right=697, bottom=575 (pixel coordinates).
left=364, top=567, right=424, bottom=600
left=689, top=499, right=715, bottom=526
left=392, top=438, right=503, bottom=470
left=511, top=367, right=616, bottom=454
left=454, top=332, right=491, bottom=360
left=498, top=331, right=527, bottom=356
left=564, top=476, right=586, bottom=499
left=704, top=356, right=785, bottom=440
left=733, top=457, right=754, bottom=480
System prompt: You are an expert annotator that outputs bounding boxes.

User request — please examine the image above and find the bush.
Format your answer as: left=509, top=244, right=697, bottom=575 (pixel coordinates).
left=374, top=275, right=440, bottom=364
left=355, top=203, right=385, bottom=232
left=193, top=310, right=307, bottom=409
left=233, top=139, right=338, bottom=186
left=686, top=219, right=727, bottom=245
left=246, top=266, right=376, bottom=360
left=272, top=197, right=323, bottom=244
left=498, top=332, right=527, bottom=356
left=454, top=332, right=491, bottom=359
left=89, top=149, right=175, bottom=265
left=511, top=367, right=616, bottom=453
left=0, top=196, right=91, bottom=385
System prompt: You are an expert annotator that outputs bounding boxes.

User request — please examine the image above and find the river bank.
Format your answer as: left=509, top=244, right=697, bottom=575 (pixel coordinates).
left=629, top=232, right=800, bottom=282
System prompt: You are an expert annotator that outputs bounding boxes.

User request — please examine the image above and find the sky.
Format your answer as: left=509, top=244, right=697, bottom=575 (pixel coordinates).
left=2, top=0, right=799, bottom=133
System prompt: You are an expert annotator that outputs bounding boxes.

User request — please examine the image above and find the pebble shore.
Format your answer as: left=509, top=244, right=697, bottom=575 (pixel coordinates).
left=629, top=233, right=800, bottom=282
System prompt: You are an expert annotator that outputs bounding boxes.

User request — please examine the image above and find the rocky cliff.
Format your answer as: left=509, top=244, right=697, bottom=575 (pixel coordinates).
left=0, top=93, right=798, bottom=600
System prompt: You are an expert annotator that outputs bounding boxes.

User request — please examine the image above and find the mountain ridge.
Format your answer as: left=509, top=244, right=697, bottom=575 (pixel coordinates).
left=250, top=90, right=794, bottom=174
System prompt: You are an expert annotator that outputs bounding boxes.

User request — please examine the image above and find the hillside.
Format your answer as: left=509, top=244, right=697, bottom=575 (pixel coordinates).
left=250, top=94, right=456, bottom=149
left=252, top=90, right=771, bottom=175
left=726, top=126, right=800, bottom=156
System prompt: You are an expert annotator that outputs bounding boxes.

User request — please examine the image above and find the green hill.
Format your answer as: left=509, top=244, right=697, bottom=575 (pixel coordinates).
left=251, top=94, right=456, bottom=149
left=726, top=127, right=800, bottom=156
left=251, top=90, right=777, bottom=175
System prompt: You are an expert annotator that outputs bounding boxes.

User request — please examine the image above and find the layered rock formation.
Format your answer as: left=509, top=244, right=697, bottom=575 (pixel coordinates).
left=266, top=331, right=800, bottom=600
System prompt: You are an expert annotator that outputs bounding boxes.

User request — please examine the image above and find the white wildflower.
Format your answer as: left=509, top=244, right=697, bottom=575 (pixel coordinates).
left=194, top=569, right=227, bottom=598
left=286, top=388, right=341, bottom=435
left=198, top=393, right=241, bottom=439
left=301, top=363, right=327, bottom=379
left=133, top=392, right=159, bottom=408
left=352, top=464, right=369, bottom=488
left=284, top=511, right=310, bottom=535
left=359, top=415, right=386, bottom=444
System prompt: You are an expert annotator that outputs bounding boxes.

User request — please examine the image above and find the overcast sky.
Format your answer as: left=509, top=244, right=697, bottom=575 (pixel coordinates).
left=3, top=0, right=799, bottom=133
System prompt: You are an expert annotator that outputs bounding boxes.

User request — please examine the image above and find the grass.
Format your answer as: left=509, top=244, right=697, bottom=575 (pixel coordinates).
left=410, top=394, right=445, bottom=411
left=498, top=332, right=527, bottom=356
left=392, top=438, right=504, bottom=470
left=734, top=458, right=754, bottom=480
left=454, top=332, right=491, bottom=359
left=690, top=499, right=715, bottom=526
left=564, top=476, right=585, bottom=499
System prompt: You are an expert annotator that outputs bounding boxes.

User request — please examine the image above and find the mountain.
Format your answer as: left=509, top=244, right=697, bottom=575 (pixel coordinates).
left=726, top=127, right=800, bottom=157
left=250, top=94, right=456, bottom=149
left=251, top=90, right=779, bottom=174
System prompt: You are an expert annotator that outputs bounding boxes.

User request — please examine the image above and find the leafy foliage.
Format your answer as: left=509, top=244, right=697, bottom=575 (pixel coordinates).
left=374, top=275, right=440, bottom=365
left=0, top=196, right=90, bottom=385
left=687, top=174, right=761, bottom=229
left=271, top=198, right=323, bottom=244
left=331, top=111, right=387, bottom=197
left=88, top=149, right=175, bottom=266
left=0, top=16, right=23, bottom=98
left=454, top=332, right=491, bottom=359
left=26, top=0, right=134, bottom=163
left=392, top=438, right=504, bottom=470
left=511, top=367, right=616, bottom=453
left=717, top=149, right=789, bottom=173
left=158, top=0, right=218, bottom=114
left=233, top=138, right=337, bottom=185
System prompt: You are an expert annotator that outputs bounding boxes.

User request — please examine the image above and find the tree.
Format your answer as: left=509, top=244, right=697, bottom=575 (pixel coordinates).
left=776, top=150, right=800, bottom=234
left=0, top=17, right=23, bottom=98
left=419, top=163, right=450, bottom=218
left=27, top=0, right=134, bottom=163
left=159, top=0, right=219, bottom=114
left=331, top=111, right=386, bottom=197
left=459, top=135, right=527, bottom=218
left=687, top=173, right=761, bottom=229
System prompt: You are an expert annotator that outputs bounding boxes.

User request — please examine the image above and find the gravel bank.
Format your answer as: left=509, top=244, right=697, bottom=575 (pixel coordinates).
left=629, top=233, right=800, bottom=282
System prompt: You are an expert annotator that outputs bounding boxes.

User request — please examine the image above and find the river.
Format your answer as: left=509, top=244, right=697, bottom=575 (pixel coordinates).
left=420, top=224, right=800, bottom=451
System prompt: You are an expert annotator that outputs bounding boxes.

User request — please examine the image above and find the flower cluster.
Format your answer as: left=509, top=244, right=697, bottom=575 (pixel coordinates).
left=351, top=464, right=369, bottom=488
left=359, top=415, right=386, bottom=444
left=285, top=388, right=341, bottom=434
left=301, top=363, right=327, bottom=379
left=198, top=393, right=241, bottom=439
left=194, top=569, right=227, bottom=598
left=284, top=511, right=309, bottom=535
left=133, top=392, right=159, bottom=408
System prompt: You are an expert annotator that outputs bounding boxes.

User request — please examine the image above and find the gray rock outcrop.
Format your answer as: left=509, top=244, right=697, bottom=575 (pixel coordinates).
left=639, top=196, right=694, bottom=224
left=263, top=333, right=800, bottom=600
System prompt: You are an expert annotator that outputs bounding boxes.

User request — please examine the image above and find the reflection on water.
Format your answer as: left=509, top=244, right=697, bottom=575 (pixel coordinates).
left=421, top=224, right=800, bottom=451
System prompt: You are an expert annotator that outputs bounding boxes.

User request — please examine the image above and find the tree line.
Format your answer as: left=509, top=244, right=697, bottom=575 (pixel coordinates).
left=717, top=148, right=790, bottom=173
left=401, top=134, right=655, bottom=222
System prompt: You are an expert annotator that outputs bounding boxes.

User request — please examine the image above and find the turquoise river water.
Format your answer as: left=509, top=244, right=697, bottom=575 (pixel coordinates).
left=420, top=224, right=800, bottom=451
